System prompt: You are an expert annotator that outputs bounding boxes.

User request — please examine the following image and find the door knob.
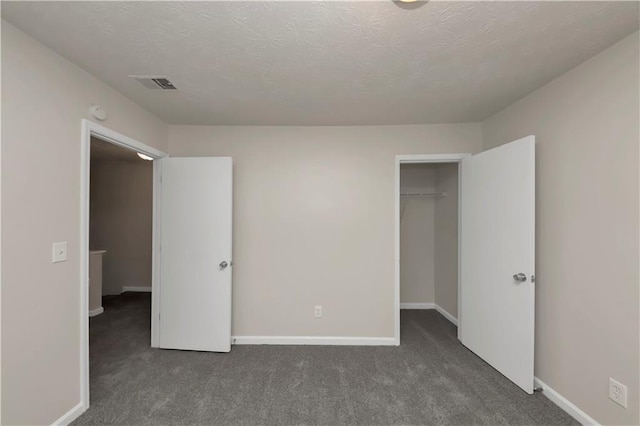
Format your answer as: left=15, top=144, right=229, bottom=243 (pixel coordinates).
left=513, top=273, right=527, bottom=282
left=219, top=261, right=228, bottom=270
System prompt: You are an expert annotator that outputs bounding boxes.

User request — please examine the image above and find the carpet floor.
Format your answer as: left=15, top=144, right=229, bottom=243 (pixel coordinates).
left=75, top=292, right=577, bottom=425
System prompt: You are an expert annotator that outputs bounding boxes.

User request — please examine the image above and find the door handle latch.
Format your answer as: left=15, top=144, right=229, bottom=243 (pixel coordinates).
left=513, top=273, right=527, bottom=283
left=219, top=261, right=228, bottom=270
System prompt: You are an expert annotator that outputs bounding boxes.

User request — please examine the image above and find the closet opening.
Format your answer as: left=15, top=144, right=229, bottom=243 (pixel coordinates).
left=394, top=154, right=467, bottom=344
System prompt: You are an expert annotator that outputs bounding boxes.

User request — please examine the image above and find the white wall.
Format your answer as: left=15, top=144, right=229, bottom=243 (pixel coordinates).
left=169, top=125, right=482, bottom=338
left=1, top=22, right=167, bottom=425
left=482, top=32, right=639, bottom=426
left=433, top=164, right=458, bottom=318
left=90, top=158, right=153, bottom=295
left=400, top=165, right=436, bottom=305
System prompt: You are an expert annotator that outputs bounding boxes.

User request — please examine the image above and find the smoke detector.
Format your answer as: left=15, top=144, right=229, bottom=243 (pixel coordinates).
left=129, top=75, right=177, bottom=90
left=89, top=105, right=107, bottom=121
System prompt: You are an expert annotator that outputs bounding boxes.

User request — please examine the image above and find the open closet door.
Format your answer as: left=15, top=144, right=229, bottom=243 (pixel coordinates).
left=159, top=157, right=233, bottom=352
left=459, top=136, right=535, bottom=393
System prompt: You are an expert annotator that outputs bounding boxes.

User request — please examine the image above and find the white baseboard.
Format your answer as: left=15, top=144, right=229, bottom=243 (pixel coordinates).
left=52, top=401, right=85, bottom=426
left=400, top=303, right=435, bottom=309
left=434, top=304, right=458, bottom=326
left=232, top=336, right=397, bottom=346
left=88, top=307, right=104, bottom=317
left=534, top=377, right=600, bottom=425
left=121, top=286, right=151, bottom=293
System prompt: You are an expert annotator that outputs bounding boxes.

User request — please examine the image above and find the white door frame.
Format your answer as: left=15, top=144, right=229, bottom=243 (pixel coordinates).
left=394, top=154, right=470, bottom=345
left=80, top=119, right=167, bottom=411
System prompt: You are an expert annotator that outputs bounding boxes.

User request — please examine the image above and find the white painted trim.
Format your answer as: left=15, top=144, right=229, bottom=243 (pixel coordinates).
left=394, top=158, right=401, bottom=346
left=88, top=307, right=104, bottom=317
left=51, top=401, right=85, bottom=426
left=80, top=120, right=91, bottom=412
left=396, top=154, right=469, bottom=163
left=400, top=303, right=435, bottom=309
left=434, top=304, right=458, bottom=326
left=0, top=39, right=3, bottom=423
left=394, top=154, right=470, bottom=347
left=456, top=158, right=464, bottom=333
left=232, top=336, right=396, bottom=346
left=534, top=377, right=600, bottom=426
left=151, top=159, right=162, bottom=349
left=121, top=286, right=152, bottom=293
left=80, top=119, right=167, bottom=414
left=84, top=120, right=166, bottom=159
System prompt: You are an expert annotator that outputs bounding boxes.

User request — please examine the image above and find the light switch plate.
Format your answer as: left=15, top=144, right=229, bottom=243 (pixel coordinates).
left=52, top=242, right=68, bottom=263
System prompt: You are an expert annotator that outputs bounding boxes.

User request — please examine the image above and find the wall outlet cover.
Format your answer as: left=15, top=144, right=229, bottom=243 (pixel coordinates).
left=609, top=377, right=628, bottom=408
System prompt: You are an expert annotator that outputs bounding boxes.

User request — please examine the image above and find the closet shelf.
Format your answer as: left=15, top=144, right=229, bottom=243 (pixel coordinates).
left=400, top=192, right=447, bottom=198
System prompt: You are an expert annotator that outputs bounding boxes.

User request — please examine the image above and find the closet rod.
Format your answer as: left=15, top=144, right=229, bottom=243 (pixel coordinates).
left=400, top=192, right=447, bottom=198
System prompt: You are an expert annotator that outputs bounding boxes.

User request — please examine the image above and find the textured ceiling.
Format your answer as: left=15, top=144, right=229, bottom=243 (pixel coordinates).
left=3, top=1, right=639, bottom=125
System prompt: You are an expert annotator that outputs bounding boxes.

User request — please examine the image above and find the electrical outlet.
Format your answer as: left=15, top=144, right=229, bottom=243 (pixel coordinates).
left=609, top=378, right=628, bottom=408
left=314, top=305, right=322, bottom=318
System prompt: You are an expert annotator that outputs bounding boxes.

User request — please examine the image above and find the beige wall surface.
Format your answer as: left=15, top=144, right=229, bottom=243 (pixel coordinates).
left=90, top=158, right=153, bottom=296
left=483, top=32, right=639, bottom=425
left=400, top=166, right=436, bottom=304
left=433, top=164, right=458, bottom=318
left=169, top=124, right=482, bottom=337
left=88, top=252, right=104, bottom=312
left=1, top=22, right=167, bottom=425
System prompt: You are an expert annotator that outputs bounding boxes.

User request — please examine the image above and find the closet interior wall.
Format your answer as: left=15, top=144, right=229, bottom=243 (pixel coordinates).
left=433, top=163, right=459, bottom=319
left=400, top=165, right=436, bottom=305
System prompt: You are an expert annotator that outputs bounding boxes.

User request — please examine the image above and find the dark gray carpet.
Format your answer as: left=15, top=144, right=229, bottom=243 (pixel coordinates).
left=75, top=293, right=576, bottom=425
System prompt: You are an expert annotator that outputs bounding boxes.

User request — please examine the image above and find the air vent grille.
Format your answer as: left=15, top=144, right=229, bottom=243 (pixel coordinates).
left=152, top=78, right=176, bottom=90
left=129, top=75, right=178, bottom=90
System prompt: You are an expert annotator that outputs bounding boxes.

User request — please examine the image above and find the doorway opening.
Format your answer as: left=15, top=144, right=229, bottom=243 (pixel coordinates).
left=394, top=154, right=468, bottom=345
left=399, top=162, right=460, bottom=323
left=89, top=136, right=154, bottom=306
left=80, top=120, right=167, bottom=411
left=88, top=135, right=154, bottom=390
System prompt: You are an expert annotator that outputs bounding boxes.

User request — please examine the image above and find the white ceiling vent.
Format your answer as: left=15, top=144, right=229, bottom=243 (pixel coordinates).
left=129, top=75, right=177, bottom=90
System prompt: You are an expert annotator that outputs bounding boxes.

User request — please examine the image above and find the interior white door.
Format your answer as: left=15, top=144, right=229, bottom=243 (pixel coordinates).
left=159, top=157, right=232, bottom=352
left=459, top=136, right=535, bottom=393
